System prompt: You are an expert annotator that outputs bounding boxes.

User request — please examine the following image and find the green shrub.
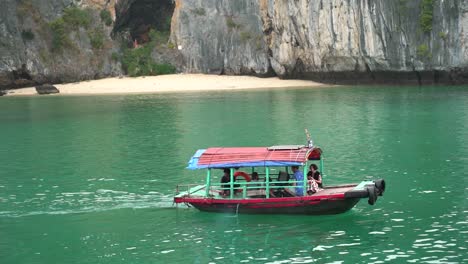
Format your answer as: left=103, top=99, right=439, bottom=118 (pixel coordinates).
left=226, top=17, right=241, bottom=29
left=100, top=9, right=113, bottom=26
left=419, top=0, right=434, bottom=33
left=398, top=0, right=408, bottom=12
left=21, top=30, right=35, bottom=41
left=122, top=44, right=176, bottom=77
left=63, top=7, right=92, bottom=29
left=152, top=63, right=177, bottom=75
left=255, top=36, right=263, bottom=50
left=88, top=29, right=105, bottom=49
left=48, top=7, right=97, bottom=52
left=120, top=27, right=176, bottom=76
left=49, top=18, right=68, bottom=51
left=111, top=52, right=120, bottom=61
left=417, top=44, right=431, bottom=58
left=167, top=42, right=176, bottom=49
left=192, top=7, right=206, bottom=16
left=240, top=31, right=251, bottom=42
left=438, top=31, right=447, bottom=40
left=149, top=29, right=169, bottom=46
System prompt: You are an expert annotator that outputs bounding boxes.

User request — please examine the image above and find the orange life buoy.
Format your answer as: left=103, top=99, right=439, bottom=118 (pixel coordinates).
left=234, top=171, right=251, bottom=182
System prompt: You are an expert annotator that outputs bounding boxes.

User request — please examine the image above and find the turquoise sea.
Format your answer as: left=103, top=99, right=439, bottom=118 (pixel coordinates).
left=0, top=85, right=467, bottom=263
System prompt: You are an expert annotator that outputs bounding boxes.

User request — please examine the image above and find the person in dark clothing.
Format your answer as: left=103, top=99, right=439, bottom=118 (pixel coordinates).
left=220, top=168, right=231, bottom=196
left=307, top=164, right=323, bottom=188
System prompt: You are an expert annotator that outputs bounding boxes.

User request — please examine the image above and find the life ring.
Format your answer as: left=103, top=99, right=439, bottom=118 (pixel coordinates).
left=234, top=171, right=251, bottom=182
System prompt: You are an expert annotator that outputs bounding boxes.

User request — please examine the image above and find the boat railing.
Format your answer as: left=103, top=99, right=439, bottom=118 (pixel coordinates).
left=209, top=180, right=302, bottom=199
left=177, top=180, right=305, bottom=199
left=175, top=184, right=206, bottom=197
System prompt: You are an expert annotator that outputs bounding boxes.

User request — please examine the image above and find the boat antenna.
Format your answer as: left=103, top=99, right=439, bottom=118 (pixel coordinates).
left=305, top=128, right=313, bottom=148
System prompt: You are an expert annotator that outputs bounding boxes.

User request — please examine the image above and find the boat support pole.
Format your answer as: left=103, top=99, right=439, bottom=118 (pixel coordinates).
left=230, top=168, right=234, bottom=199
left=265, top=167, right=270, bottom=198
left=320, top=154, right=324, bottom=178
left=205, top=169, right=211, bottom=197
left=303, top=164, right=307, bottom=195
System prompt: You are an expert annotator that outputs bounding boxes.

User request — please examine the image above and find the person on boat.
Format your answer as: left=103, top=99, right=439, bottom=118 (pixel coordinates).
left=307, top=164, right=323, bottom=188
left=307, top=173, right=319, bottom=195
left=291, top=166, right=304, bottom=196
left=220, top=168, right=231, bottom=196
left=251, top=172, right=262, bottom=190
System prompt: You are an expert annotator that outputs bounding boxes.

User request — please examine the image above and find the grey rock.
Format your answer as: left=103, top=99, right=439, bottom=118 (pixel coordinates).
left=171, top=0, right=468, bottom=84
left=35, top=84, right=59, bottom=95
left=2, top=0, right=467, bottom=87
left=0, top=0, right=123, bottom=89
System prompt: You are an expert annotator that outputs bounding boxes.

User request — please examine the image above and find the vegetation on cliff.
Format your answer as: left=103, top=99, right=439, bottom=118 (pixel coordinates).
left=121, top=30, right=176, bottom=77
left=48, top=7, right=109, bottom=52
left=419, top=0, right=434, bottom=33
left=100, top=9, right=113, bottom=26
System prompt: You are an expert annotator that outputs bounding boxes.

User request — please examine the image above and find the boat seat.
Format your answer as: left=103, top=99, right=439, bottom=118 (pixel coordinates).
left=276, top=171, right=290, bottom=186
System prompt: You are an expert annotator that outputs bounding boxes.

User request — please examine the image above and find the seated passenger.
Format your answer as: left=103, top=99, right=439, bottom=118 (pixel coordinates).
left=251, top=172, right=262, bottom=189
left=307, top=173, right=319, bottom=195
left=307, top=164, right=323, bottom=188
left=220, top=168, right=231, bottom=196
left=291, top=166, right=304, bottom=196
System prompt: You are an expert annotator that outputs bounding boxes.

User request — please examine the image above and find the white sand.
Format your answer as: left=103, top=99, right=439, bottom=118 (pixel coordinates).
left=4, top=74, right=327, bottom=96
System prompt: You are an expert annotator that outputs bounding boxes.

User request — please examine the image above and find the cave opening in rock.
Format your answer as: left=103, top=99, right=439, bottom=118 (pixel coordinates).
left=114, top=0, right=175, bottom=45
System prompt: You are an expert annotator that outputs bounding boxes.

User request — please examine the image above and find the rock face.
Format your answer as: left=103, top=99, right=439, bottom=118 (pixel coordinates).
left=35, top=84, right=60, bottom=95
left=0, top=0, right=122, bottom=89
left=1, top=0, right=467, bottom=88
left=171, top=0, right=468, bottom=84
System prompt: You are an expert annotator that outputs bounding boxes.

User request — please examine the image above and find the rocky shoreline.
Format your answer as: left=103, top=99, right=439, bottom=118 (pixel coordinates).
left=1, top=0, right=467, bottom=90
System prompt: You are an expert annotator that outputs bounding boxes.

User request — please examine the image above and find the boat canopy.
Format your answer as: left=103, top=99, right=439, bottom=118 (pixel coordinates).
left=187, top=146, right=322, bottom=170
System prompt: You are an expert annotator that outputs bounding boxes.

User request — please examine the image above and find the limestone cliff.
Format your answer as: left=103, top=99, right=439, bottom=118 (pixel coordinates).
left=171, top=0, right=468, bottom=84
left=1, top=0, right=467, bottom=89
left=0, top=0, right=121, bottom=89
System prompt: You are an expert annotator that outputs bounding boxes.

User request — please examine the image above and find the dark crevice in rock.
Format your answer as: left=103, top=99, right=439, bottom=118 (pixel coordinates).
left=12, top=64, right=32, bottom=81
left=288, top=58, right=306, bottom=79
left=364, top=61, right=376, bottom=81
left=329, top=2, right=337, bottom=49
left=434, top=70, right=440, bottom=84
left=415, top=70, right=422, bottom=86
left=113, top=0, right=175, bottom=45
left=0, top=64, right=36, bottom=90
left=259, top=4, right=277, bottom=78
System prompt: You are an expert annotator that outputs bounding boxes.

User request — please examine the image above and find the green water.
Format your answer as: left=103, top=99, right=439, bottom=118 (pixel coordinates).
left=0, top=86, right=467, bottom=263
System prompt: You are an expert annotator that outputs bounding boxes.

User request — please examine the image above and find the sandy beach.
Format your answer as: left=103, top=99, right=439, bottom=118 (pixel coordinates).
left=4, top=74, right=326, bottom=96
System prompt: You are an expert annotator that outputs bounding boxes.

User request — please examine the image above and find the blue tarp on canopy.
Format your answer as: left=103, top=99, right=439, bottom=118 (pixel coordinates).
left=187, top=149, right=206, bottom=170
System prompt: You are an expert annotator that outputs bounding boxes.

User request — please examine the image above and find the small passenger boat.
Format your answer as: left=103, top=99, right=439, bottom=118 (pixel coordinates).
left=174, top=137, right=385, bottom=215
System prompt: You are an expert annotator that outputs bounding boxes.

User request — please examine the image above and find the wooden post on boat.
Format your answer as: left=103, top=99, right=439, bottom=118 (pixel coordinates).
left=205, top=169, right=211, bottom=196
left=265, top=167, right=270, bottom=198
left=303, top=165, right=307, bottom=195
left=320, top=154, right=324, bottom=178
left=230, top=168, right=234, bottom=199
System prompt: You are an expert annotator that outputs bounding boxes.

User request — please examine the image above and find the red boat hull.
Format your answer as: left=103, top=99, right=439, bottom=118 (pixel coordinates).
left=175, top=196, right=361, bottom=215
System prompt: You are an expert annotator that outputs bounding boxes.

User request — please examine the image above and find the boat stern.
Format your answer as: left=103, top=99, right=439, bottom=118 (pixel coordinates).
left=344, top=179, right=386, bottom=205
left=174, top=184, right=209, bottom=203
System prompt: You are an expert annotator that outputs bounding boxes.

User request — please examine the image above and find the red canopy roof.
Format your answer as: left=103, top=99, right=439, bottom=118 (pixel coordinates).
left=193, top=146, right=321, bottom=168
